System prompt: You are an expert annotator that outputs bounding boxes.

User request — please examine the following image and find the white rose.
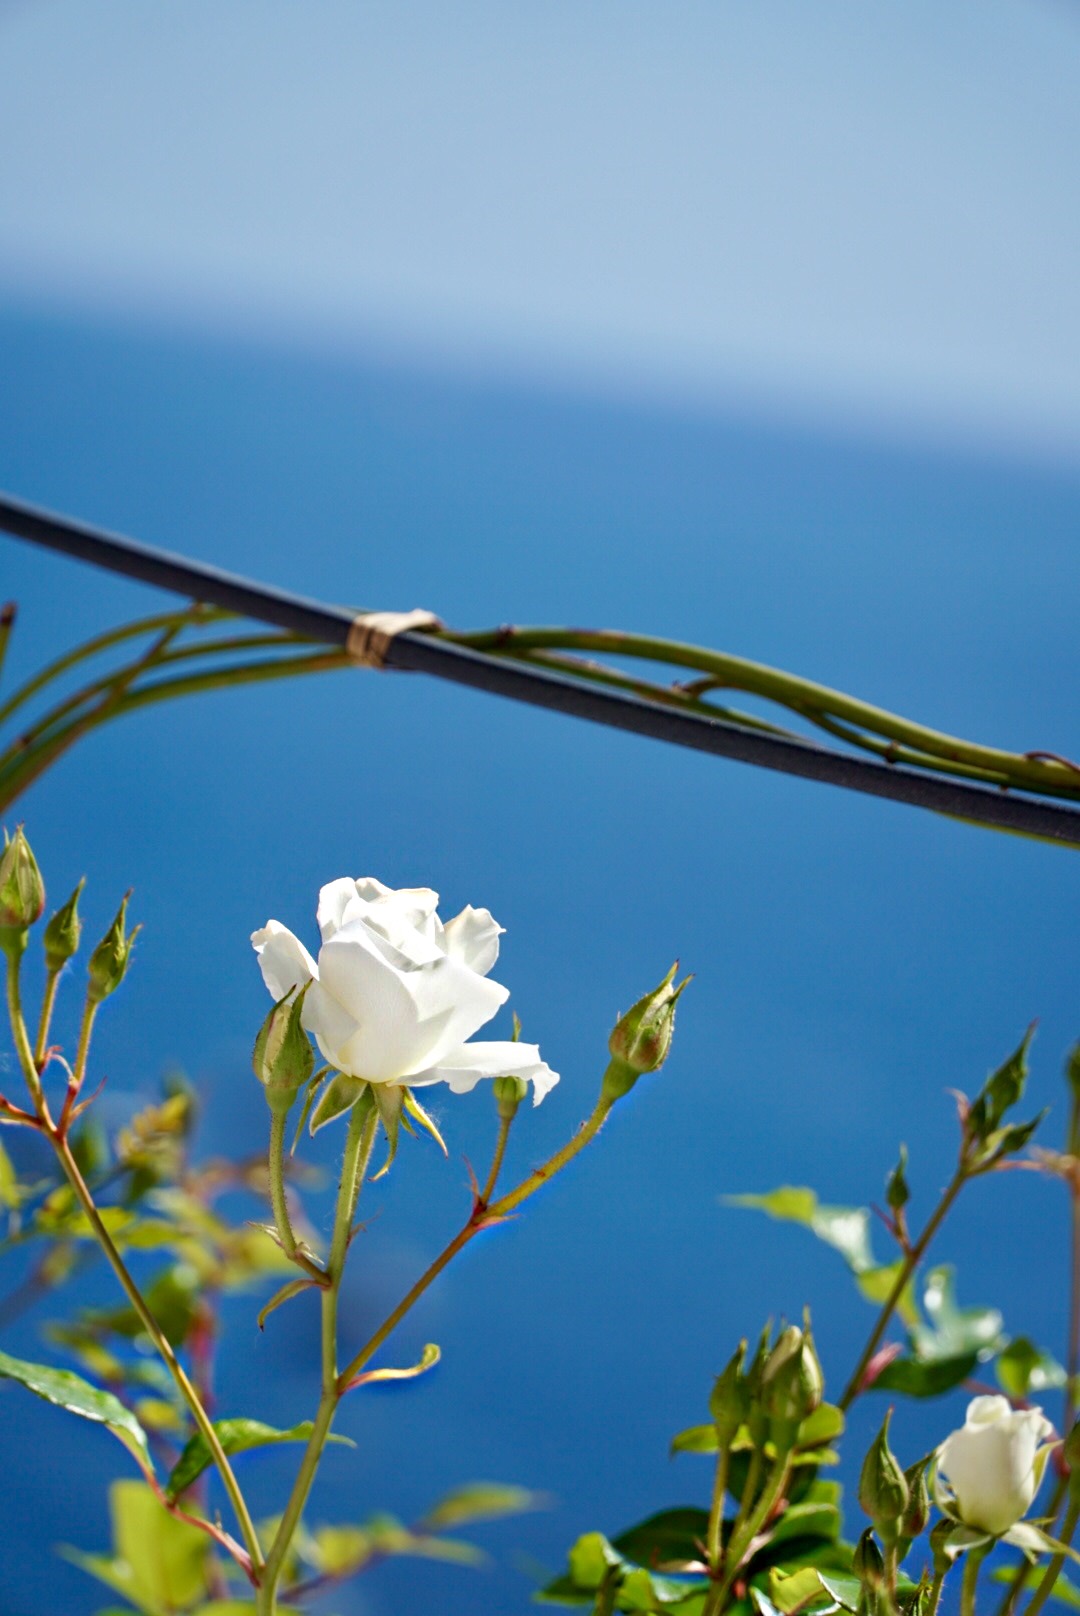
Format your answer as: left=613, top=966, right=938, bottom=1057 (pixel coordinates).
left=251, top=877, right=558, bottom=1104
left=936, top=1395, right=1055, bottom=1537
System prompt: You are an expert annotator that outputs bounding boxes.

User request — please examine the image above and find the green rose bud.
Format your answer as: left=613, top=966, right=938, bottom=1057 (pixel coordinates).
left=762, top=1322, right=824, bottom=1440
left=709, top=1341, right=750, bottom=1445
left=853, top=1527, right=885, bottom=1587
left=0, top=827, right=45, bottom=945
left=253, top=986, right=314, bottom=1115
left=87, top=893, right=139, bottom=1004
left=44, top=878, right=85, bottom=973
left=900, top=1454, right=932, bottom=1542
left=493, top=1073, right=529, bottom=1120
left=603, top=963, right=690, bottom=1100
left=859, top=1410, right=910, bottom=1547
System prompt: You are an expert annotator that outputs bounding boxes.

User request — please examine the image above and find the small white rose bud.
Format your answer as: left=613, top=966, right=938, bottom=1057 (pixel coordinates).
left=936, top=1395, right=1055, bottom=1537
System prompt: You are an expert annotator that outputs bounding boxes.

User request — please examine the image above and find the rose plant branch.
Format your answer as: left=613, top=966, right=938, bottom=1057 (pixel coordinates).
left=0, top=835, right=265, bottom=1580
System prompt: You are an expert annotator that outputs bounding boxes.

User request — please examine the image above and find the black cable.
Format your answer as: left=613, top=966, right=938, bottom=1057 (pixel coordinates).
left=2, top=489, right=1079, bottom=848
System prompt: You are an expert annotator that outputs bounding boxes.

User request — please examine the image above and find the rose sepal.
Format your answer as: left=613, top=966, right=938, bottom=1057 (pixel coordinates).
left=310, top=1073, right=368, bottom=1135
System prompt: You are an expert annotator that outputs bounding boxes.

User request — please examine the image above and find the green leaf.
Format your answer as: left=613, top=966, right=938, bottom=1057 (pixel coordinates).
left=767, top=1565, right=835, bottom=1614
left=998, top=1338, right=1068, bottom=1399
left=308, top=1514, right=486, bottom=1574
left=991, top=1565, right=1080, bottom=1609
left=0, top=1138, right=22, bottom=1209
left=166, top=1418, right=353, bottom=1501
left=0, top=1346, right=152, bottom=1472
left=872, top=1352, right=978, bottom=1398
left=855, top=1261, right=921, bottom=1330
left=78, top=1480, right=209, bottom=1613
left=671, top=1423, right=718, bottom=1456
left=815, top=1572, right=862, bottom=1613
left=797, top=1406, right=845, bottom=1448
left=422, top=1480, right=542, bottom=1529
left=911, top=1266, right=1004, bottom=1362
left=765, top=1487, right=843, bottom=1551
left=612, top=1508, right=710, bottom=1569
left=309, top=1073, right=367, bottom=1134
left=729, top=1188, right=875, bottom=1273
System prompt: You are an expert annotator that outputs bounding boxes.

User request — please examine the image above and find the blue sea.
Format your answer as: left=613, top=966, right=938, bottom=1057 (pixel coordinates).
left=1, top=303, right=1078, bottom=1614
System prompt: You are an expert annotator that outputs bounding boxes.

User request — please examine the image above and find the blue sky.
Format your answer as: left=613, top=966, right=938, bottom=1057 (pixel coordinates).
left=1, top=2, right=1079, bottom=458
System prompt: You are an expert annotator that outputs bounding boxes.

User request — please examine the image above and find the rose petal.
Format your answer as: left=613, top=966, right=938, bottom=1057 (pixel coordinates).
left=407, top=1040, right=560, bottom=1105
left=251, top=921, right=318, bottom=1000
left=442, top=905, right=504, bottom=976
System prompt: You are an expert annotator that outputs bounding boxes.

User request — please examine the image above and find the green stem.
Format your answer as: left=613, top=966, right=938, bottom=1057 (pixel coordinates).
left=337, top=1094, right=615, bottom=1390
left=1022, top=1499, right=1080, bottom=1616
left=840, top=1164, right=968, bottom=1410
left=267, top=1111, right=299, bottom=1258
left=257, top=1099, right=378, bottom=1616
left=961, top=1541, right=990, bottom=1616
left=925, top=1566, right=947, bottom=1616
left=479, top=1113, right=513, bottom=1206
left=33, top=969, right=62, bottom=1071
left=452, top=626, right=1080, bottom=798
left=4, top=943, right=47, bottom=1117
left=0, top=651, right=346, bottom=816
left=710, top=1450, right=794, bottom=1611
left=705, top=1441, right=731, bottom=1573
left=0, top=605, right=225, bottom=731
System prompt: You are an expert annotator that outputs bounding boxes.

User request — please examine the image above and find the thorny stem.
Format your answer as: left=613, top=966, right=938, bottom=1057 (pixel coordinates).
left=840, top=1163, right=968, bottom=1410
left=257, top=1099, right=379, bottom=1616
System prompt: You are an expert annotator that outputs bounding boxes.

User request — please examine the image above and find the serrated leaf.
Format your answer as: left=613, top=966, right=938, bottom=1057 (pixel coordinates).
left=310, top=1073, right=367, bottom=1135
left=422, top=1480, right=542, bottom=1529
left=166, top=1418, right=353, bottom=1501
left=0, top=1346, right=152, bottom=1471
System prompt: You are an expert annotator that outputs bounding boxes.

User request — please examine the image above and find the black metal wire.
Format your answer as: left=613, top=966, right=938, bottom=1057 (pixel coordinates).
left=3, top=489, right=1080, bottom=848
